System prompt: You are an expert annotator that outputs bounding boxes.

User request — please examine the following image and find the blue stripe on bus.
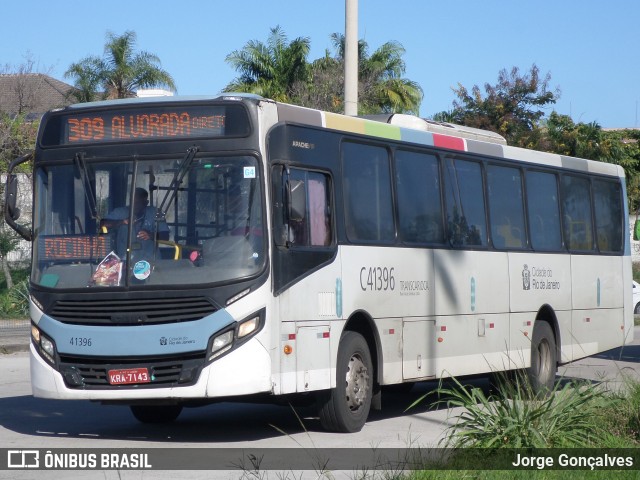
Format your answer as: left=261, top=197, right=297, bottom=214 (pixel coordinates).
left=398, top=128, right=434, bottom=147
left=37, top=309, right=235, bottom=357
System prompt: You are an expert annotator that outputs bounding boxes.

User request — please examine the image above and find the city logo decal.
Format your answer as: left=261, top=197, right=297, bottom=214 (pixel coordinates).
left=522, top=264, right=531, bottom=291
left=159, top=337, right=167, bottom=346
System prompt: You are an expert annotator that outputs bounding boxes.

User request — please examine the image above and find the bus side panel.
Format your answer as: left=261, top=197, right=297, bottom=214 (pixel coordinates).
left=433, top=250, right=509, bottom=377
left=340, top=245, right=434, bottom=384
left=340, top=245, right=434, bottom=319
left=508, top=253, right=572, bottom=363
left=433, top=250, right=509, bottom=316
left=277, top=258, right=342, bottom=393
left=571, top=254, right=624, bottom=359
left=433, top=313, right=512, bottom=378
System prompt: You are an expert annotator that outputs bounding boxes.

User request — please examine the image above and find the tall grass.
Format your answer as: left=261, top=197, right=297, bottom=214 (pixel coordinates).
left=0, top=267, right=29, bottom=318
left=412, top=372, right=620, bottom=449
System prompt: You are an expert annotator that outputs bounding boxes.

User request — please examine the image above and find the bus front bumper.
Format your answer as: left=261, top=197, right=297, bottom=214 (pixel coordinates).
left=29, top=335, right=272, bottom=401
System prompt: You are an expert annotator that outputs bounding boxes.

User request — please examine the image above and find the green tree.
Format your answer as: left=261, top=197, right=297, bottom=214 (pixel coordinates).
left=354, top=36, right=423, bottom=115
left=0, top=227, right=20, bottom=289
left=446, top=64, right=559, bottom=147
left=0, top=114, right=37, bottom=172
left=224, top=26, right=311, bottom=102
left=293, top=33, right=422, bottom=115
left=65, top=31, right=177, bottom=101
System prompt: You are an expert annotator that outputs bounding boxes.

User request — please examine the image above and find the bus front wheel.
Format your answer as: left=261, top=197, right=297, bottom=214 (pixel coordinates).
left=318, top=331, right=373, bottom=433
left=130, top=404, right=183, bottom=423
left=527, top=321, right=557, bottom=394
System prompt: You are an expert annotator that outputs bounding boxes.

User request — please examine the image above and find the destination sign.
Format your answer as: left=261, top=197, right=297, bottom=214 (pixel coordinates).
left=41, top=104, right=250, bottom=146
left=38, top=235, right=112, bottom=261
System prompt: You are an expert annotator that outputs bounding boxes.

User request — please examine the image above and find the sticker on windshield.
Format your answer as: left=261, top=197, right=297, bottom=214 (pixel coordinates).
left=243, top=166, right=256, bottom=179
left=133, top=260, right=152, bottom=280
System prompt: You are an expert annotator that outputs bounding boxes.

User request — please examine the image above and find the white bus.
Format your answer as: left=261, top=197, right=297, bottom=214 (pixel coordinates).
left=5, top=94, right=633, bottom=432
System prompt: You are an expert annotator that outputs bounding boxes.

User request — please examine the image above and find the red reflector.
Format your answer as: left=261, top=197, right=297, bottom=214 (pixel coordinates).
left=489, top=323, right=495, bottom=329
left=288, top=333, right=296, bottom=340
left=389, top=328, right=395, bottom=335
left=440, top=326, right=447, bottom=332
left=322, top=332, right=330, bottom=338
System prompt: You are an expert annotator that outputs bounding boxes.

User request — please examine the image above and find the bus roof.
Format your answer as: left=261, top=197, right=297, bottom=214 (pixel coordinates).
left=275, top=101, right=624, bottom=179
left=55, top=93, right=262, bottom=112
left=47, top=95, right=623, bottom=179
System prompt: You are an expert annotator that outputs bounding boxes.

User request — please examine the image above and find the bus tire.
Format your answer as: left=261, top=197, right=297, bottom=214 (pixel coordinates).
left=527, top=321, right=557, bottom=394
left=318, top=331, right=373, bottom=433
left=130, top=404, right=183, bottom=423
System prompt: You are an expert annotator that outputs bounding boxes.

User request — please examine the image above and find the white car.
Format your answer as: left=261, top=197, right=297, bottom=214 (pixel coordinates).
left=634, top=281, right=640, bottom=314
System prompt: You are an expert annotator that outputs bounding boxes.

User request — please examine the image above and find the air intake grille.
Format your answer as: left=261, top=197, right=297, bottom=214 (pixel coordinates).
left=59, top=351, right=206, bottom=389
left=49, top=297, right=217, bottom=325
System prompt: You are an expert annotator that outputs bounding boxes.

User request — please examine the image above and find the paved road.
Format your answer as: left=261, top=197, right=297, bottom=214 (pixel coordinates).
left=0, top=327, right=638, bottom=479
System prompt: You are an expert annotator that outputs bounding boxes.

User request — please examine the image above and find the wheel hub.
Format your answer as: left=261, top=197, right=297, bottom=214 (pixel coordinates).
left=345, top=353, right=370, bottom=412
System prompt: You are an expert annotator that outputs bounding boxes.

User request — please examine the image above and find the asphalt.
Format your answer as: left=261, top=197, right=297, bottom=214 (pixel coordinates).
left=0, top=319, right=30, bottom=354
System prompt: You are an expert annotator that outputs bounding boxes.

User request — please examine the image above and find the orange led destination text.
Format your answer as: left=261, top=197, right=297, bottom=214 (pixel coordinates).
left=67, top=112, right=225, bottom=142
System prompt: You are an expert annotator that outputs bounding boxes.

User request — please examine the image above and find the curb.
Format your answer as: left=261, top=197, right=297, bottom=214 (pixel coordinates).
left=0, top=343, right=29, bottom=354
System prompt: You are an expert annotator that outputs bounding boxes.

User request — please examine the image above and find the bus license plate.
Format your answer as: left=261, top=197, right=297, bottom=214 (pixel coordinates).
left=108, top=367, right=151, bottom=385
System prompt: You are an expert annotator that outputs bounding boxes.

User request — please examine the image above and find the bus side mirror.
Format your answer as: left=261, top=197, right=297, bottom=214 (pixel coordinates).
left=6, top=174, right=21, bottom=221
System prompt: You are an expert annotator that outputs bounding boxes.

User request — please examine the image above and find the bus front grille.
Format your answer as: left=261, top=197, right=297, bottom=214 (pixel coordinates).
left=49, top=296, right=217, bottom=325
left=58, top=351, right=206, bottom=389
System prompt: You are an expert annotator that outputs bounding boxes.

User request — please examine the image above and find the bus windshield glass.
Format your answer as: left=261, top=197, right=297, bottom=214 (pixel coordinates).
left=31, top=154, right=265, bottom=289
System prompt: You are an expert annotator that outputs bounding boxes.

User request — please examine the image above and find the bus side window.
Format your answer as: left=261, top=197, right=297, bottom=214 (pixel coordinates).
left=342, top=142, right=394, bottom=243
left=395, top=150, right=444, bottom=244
left=526, top=171, right=562, bottom=251
left=285, top=169, right=332, bottom=248
left=593, top=179, right=623, bottom=253
left=487, top=164, right=526, bottom=249
left=443, top=158, right=487, bottom=247
left=561, top=175, right=594, bottom=251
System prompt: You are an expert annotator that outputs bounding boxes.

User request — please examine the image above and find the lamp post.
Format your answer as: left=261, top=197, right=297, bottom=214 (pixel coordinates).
left=344, top=0, right=358, bottom=116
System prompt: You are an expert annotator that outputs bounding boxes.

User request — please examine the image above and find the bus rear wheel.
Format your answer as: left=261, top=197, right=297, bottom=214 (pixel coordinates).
left=130, top=404, right=183, bottom=423
left=527, top=321, right=557, bottom=394
left=318, top=331, right=373, bottom=433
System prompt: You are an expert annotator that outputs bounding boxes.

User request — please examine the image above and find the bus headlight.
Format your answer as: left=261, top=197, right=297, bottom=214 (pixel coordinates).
left=238, top=316, right=259, bottom=338
left=41, top=336, right=55, bottom=357
left=209, top=330, right=233, bottom=360
left=31, top=324, right=57, bottom=366
left=207, top=309, right=265, bottom=363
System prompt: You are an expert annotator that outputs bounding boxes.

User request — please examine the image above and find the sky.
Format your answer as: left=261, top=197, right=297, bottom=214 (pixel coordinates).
left=1, top=0, right=639, bottom=128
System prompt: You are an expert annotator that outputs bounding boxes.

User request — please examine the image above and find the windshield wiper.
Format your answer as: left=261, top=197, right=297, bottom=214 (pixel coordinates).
left=156, top=146, right=199, bottom=221
left=74, top=152, right=99, bottom=223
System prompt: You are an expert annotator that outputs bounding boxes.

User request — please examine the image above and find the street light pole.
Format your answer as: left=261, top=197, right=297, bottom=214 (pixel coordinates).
left=344, top=0, right=358, bottom=116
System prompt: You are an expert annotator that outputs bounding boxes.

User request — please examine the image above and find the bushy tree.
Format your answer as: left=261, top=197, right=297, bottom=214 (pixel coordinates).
left=446, top=64, right=560, bottom=147
left=0, top=114, right=37, bottom=173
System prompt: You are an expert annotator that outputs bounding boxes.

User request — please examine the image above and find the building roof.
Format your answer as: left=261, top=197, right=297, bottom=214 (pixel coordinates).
left=0, top=74, right=75, bottom=120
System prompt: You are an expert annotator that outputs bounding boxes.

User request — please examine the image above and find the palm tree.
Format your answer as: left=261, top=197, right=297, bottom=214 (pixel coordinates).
left=331, top=33, right=423, bottom=115
left=224, top=26, right=311, bottom=102
left=292, top=33, right=422, bottom=115
left=65, top=31, right=176, bottom=101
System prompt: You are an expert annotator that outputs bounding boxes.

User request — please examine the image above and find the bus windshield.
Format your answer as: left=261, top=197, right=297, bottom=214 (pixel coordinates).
left=31, top=154, right=265, bottom=289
